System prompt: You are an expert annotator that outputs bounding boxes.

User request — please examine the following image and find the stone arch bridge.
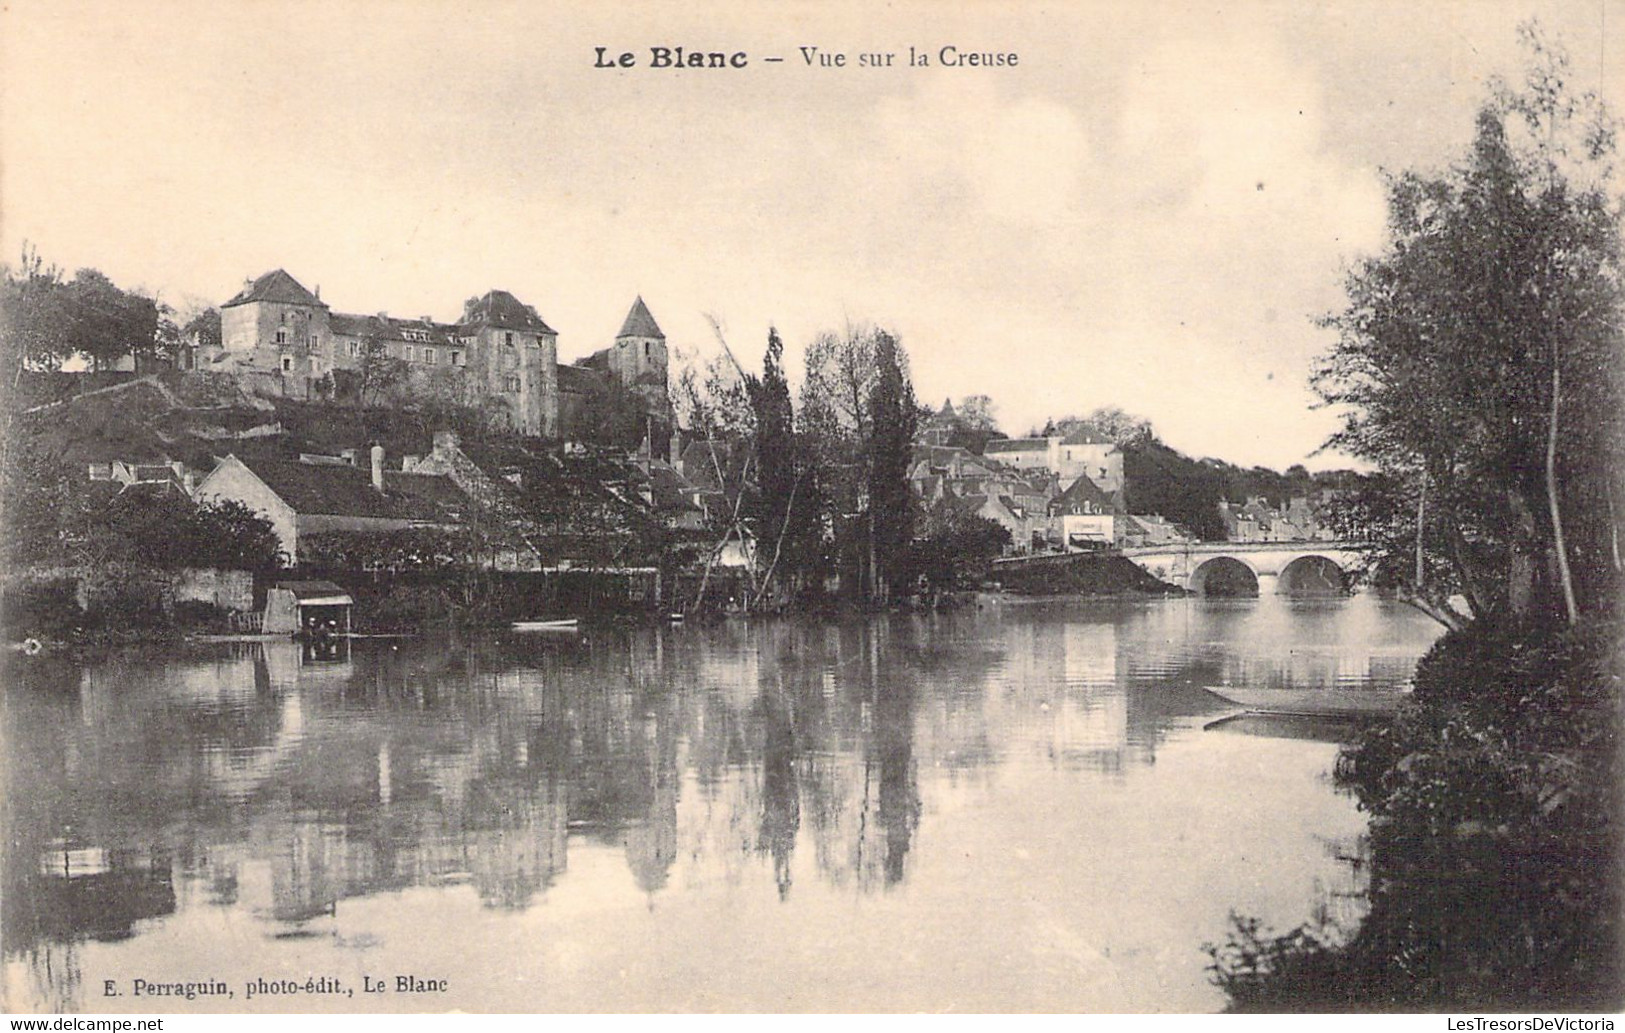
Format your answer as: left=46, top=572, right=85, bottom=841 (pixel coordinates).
left=1120, top=541, right=1367, bottom=596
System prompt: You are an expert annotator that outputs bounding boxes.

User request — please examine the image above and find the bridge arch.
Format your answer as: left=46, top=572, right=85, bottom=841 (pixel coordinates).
left=1278, top=554, right=1349, bottom=596
left=1190, top=556, right=1260, bottom=597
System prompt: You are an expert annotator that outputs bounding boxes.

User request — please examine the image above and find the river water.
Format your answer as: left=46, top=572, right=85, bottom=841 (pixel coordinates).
left=1, top=594, right=1442, bottom=1013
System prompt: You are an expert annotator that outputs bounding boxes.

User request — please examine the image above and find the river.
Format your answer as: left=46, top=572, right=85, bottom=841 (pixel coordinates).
left=0, top=594, right=1443, bottom=1013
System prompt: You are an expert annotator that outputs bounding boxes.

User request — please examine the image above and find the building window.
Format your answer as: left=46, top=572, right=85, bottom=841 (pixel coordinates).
left=424, top=348, right=436, bottom=365
left=275, top=329, right=288, bottom=344
left=308, top=335, right=317, bottom=348
left=505, top=375, right=521, bottom=392
left=405, top=345, right=415, bottom=362
left=281, top=356, right=293, bottom=372
left=450, top=350, right=462, bottom=366
left=504, top=331, right=514, bottom=346
left=349, top=341, right=360, bottom=357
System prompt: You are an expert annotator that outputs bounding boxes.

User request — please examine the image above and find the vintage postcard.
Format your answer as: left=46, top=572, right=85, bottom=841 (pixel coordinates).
left=1, top=0, right=1619, bottom=1020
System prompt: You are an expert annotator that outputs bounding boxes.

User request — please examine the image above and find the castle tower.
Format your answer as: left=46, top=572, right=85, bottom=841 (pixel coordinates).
left=220, top=269, right=331, bottom=378
left=459, top=290, right=559, bottom=438
left=611, top=296, right=669, bottom=416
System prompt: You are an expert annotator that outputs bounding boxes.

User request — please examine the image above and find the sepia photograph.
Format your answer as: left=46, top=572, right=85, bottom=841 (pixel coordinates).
left=0, top=0, right=1620, bottom=1018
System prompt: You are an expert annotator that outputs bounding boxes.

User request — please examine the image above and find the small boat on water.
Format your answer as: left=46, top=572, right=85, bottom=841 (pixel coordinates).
left=1204, top=685, right=1409, bottom=719
left=512, top=619, right=579, bottom=632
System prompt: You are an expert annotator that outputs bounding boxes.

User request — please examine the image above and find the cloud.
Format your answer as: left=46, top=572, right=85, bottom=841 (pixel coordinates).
left=869, top=77, right=1091, bottom=228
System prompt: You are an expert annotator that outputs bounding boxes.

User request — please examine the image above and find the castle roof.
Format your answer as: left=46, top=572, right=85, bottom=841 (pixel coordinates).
left=576, top=348, right=612, bottom=373
left=223, top=269, right=327, bottom=309
left=617, top=296, right=665, bottom=340
left=461, top=290, right=555, bottom=334
left=556, top=364, right=608, bottom=395
left=329, top=312, right=456, bottom=344
left=984, top=437, right=1046, bottom=454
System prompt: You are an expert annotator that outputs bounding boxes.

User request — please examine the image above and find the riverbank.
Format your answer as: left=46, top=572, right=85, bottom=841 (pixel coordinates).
left=995, top=553, right=1186, bottom=596
left=1, top=571, right=995, bottom=655
left=1207, top=615, right=1623, bottom=1011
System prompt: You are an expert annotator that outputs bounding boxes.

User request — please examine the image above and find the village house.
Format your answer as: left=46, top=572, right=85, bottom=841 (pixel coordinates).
left=1218, top=495, right=1330, bottom=543
left=1119, top=513, right=1196, bottom=548
left=191, top=445, right=475, bottom=564
left=983, top=426, right=1124, bottom=494
left=1048, top=473, right=1122, bottom=552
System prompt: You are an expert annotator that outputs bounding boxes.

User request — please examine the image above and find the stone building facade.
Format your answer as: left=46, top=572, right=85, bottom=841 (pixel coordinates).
left=217, top=270, right=666, bottom=443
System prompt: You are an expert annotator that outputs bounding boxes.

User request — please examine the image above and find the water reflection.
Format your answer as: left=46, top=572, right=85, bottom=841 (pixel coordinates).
left=1, top=595, right=1442, bottom=1012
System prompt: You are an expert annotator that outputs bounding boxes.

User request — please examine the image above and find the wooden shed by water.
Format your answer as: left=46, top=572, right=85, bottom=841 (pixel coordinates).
left=263, top=580, right=354, bottom=635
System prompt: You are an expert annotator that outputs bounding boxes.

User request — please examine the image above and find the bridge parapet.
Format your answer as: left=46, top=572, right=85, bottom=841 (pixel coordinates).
left=1121, top=541, right=1368, bottom=594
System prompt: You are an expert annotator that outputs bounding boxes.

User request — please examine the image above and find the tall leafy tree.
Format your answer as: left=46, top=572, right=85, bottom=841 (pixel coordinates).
left=63, top=268, right=157, bottom=372
left=747, top=327, right=823, bottom=602
left=0, top=245, right=70, bottom=386
left=955, top=394, right=999, bottom=432
left=1313, top=26, right=1622, bottom=628
left=673, top=335, right=760, bottom=610
left=358, top=338, right=409, bottom=404
left=867, top=330, right=918, bottom=603
left=800, top=323, right=916, bottom=603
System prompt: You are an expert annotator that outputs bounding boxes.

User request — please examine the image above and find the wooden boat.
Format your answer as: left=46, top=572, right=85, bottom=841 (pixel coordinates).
left=512, top=619, right=580, bottom=632
left=1204, top=685, right=1409, bottom=718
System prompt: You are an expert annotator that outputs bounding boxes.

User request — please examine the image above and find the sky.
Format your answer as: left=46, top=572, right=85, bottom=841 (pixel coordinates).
left=1, top=0, right=1618, bottom=470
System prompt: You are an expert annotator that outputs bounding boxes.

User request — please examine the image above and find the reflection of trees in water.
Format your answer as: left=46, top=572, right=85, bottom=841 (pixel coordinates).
left=3, top=616, right=957, bottom=1003
left=755, top=682, right=800, bottom=900
left=871, top=670, right=921, bottom=888
left=776, top=621, right=922, bottom=893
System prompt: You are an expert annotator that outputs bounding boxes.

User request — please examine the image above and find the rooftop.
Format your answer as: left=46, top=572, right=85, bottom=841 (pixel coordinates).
left=617, top=296, right=664, bottom=340
left=223, top=270, right=327, bottom=309
left=231, top=455, right=468, bottom=522
left=461, top=290, right=555, bottom=334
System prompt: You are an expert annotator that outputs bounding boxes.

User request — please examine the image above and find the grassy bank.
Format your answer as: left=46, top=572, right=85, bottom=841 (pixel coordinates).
left=996, top=553, right=1185, bottom=596
left=1207, top=616, right=1623, bottom=1011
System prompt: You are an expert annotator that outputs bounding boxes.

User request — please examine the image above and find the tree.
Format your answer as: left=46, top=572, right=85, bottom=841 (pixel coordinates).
left=956, top=394, right=999, bottom=432
left=747, top=327, right=823, bottom=604
left=358, top=338, right=409, bottom=404
left=0, top=245, right=70, bottom=385
left=673, top=334, right=760, bottom=611
left=63, top=268, right=157, bottom=372
left=908, top=501, right=1011, bottom=593
left=188, top=499, right=285, bottom=571
left=576, top=372, right=650, bottom=452
left=1049, top=407, right=1156, bottom=446
left=182, top=306, right=222, bottom=363
left=866, top=330, right=918, bottom=603
left=1085, top=406, right=1156, bottom=446
left=138, top=301, right=181, bottom=372
left=1313, top=25, right=1622, bottom=628
left=801, top=323, right=917, bottom=604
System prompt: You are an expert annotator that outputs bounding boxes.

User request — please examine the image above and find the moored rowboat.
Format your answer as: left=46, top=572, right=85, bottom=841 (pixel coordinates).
left=1204, top=685, right=1409, bottom=718
left=512, top=619, right=579, bottom=632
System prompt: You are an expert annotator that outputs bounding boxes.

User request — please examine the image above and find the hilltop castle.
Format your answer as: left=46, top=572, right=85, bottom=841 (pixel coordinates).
left=209, top=269, right=670, bottom=447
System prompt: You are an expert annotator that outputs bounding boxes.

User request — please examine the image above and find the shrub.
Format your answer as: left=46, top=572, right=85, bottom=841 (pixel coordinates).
left=0, top=577, right=83, bottom=637
left=1210, top=617, right=1623, bottom=1011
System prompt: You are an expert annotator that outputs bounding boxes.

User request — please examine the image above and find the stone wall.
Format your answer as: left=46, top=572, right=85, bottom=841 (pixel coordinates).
left=171, top=567, right=255, bottom=612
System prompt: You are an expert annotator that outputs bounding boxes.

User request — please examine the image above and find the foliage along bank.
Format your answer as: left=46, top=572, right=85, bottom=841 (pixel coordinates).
left=1208, top=26, right=1623, bottom=1012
